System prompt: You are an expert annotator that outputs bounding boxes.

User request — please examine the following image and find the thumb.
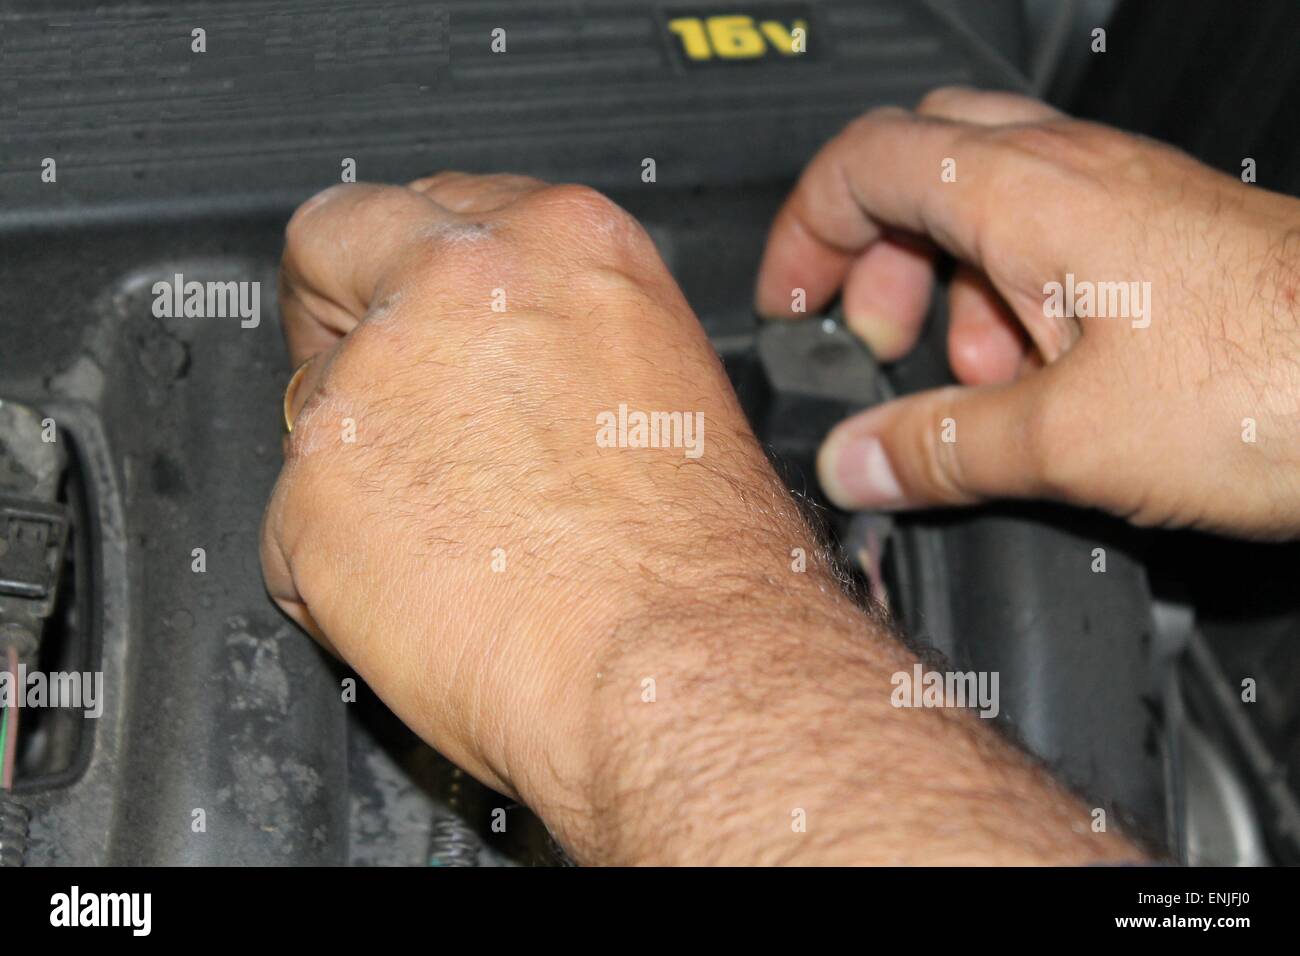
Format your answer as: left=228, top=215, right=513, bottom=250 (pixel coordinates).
left=817, top=375, right=1063, bottom=511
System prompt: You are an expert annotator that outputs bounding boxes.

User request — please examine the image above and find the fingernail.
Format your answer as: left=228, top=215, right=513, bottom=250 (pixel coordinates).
left=822, top=434, right=905, bottom=509
left=845, top=310, right=904, bottom=361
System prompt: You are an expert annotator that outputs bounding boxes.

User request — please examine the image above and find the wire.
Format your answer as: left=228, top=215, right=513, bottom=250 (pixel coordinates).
left=0, top=646, right=16, bottom=790
left=0, top=707, right=8, bottom=789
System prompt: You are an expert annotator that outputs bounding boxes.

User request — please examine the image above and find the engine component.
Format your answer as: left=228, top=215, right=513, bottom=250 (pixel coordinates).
left=0, top=793, right=28, bottom=866
left=0, top=400, right=69, bottom=670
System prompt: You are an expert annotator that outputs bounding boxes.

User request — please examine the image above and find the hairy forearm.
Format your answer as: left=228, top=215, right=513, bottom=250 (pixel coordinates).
left=460, top=410, right=1147, bottom=865
left=550, top=574, right=1145, bottom=866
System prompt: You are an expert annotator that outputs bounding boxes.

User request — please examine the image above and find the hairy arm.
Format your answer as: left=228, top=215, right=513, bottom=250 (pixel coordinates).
left=504, top=436, right=1145, bottom=866
left=265, top=173, right=1148, bottom=868
left=546, top=541, right=1145, bottom=866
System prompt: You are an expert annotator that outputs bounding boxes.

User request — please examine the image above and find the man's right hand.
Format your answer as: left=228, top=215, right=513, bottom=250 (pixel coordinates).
left=756, top=87, right=1300, bottom=540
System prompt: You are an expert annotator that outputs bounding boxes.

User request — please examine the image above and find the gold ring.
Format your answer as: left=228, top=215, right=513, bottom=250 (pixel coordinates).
left=282, top=359, right=313, bottom=434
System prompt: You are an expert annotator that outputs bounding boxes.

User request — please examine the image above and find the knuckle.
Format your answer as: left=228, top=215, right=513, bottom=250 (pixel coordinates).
left=527, top=183, right=626, bottom=226
left=848, top=104, right=908, bottom=131
left=285, top=184, right=349, bottom=240
left=984, top=121, right=1157, bottom=203
left=406, top=170, right=464, bottom=192
left=477, top=172, right=548, bottom=196
left=350, top=185, right=434, bottom=234
left=283, top=187, right=349, bottom=280
left=1098, top=130, right=1169, bottom=187
left=977, top=125, right=1084, bottom=211
left=285, top=185, right=433, bottom=278
left=969, top=125, right=1087, bottom=267
left=521, top=184, right=657, bottom=260
left=976, top=126, right=1070, bottom=200
left=926, top=389, right=974, bottom=502
left=984, top=120, right=1083, bottom=164
left=836, top=107, right=906, bottom=152
left=409, top=220, right=506, bottom=275
left=393, top=219, right=512, bottom=293
left=917, top=85, right=970, bottom=113
left=530, top=184, right=642, bottom=239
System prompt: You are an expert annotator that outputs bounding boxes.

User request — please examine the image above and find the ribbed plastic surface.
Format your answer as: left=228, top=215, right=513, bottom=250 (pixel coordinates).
left=0, top=0, right=1024, bottom=225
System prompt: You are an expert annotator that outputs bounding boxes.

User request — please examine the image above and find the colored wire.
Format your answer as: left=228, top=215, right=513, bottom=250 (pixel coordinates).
left=0, top=707, right=8, bottom=789
left=0, top=646, right=16, bottom=790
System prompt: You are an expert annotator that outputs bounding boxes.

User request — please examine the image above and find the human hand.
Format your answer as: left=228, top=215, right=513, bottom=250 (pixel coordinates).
left=261, top=171, right=1143, bottom=866
left=756, top=87, right=1300, bottom=539
left=259, top=173, right=842, bottom=856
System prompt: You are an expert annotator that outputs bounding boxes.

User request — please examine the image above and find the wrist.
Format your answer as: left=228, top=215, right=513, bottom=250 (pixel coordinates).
left=529, top=564, right=871, bottom=863
left=527, top=565, right=1144, bottom=866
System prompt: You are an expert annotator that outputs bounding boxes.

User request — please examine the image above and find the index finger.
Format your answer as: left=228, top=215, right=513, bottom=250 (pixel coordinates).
left=754, top=108, right=1073, bottom=319
left=279, top=184, right=446, bottom=366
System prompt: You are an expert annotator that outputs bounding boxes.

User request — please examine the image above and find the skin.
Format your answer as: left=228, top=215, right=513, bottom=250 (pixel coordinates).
left=261, top=88, right=1298, bottom=865
left=756, top=88, right=1300, bottom=537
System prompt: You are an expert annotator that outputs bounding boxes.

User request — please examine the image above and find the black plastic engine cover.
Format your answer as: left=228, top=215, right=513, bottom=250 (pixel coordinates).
left=0, top=0, right=1185, bottom=865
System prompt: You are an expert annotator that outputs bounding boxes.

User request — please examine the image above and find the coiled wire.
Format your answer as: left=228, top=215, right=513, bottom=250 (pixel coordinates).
left=0, top=794, right=28, bottom=867
left=427, top=764, right=481, bottom=867
left=427, top=812, right=480, bottom=867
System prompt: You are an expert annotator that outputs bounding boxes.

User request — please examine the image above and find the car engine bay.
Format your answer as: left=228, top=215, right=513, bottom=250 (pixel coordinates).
left=0, top=0, right=1297, bottom=868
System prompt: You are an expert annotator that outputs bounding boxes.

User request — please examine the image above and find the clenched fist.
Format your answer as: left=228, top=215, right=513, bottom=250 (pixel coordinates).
left=261, top=175, right=845, bottom=858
